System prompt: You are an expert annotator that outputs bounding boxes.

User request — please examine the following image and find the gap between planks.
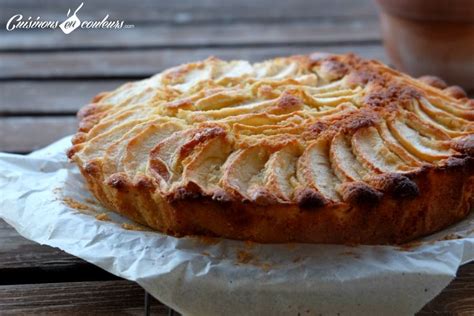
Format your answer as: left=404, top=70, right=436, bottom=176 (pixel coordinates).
left=0, top=80, right=125, bottom=114
left=0, top=280, right=168, bottom=315
left=0, top=0, right=377, bottom=26
left=0, top=19, right=381, bottom=52
left=0, top=116, right=77, bottom=152
left=0, top=44, right=386, bottom=79
left=0, top=219, right=118, bottom=285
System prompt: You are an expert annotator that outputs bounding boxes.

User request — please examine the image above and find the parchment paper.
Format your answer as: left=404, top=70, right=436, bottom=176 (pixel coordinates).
left=1, top=136, right=474, bottom=316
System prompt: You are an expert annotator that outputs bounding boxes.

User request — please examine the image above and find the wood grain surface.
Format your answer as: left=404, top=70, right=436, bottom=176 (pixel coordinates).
left=0, top=20, right=380, bottom=51
left=0, top=81, right=124, bottom=114
left=0, top=219, right=119, bottom=285
left=0, top=280, right=168, bottom=315
left=0, top=117, right=77, bottom=152
left=0, top=45, right=386, bottom=79
left=0, top=0, right=377, bottom=24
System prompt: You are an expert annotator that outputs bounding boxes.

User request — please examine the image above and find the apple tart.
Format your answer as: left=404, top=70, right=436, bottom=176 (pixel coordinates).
left=68, top=53, right=474, bottom=244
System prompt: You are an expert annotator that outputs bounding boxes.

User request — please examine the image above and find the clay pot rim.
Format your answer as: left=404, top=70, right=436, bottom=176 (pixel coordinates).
left=376, top=0, right=474, bottom=23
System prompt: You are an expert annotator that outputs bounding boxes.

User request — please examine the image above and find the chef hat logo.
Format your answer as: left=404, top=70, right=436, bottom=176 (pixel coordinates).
left=59, top=2, right=83, bottom=34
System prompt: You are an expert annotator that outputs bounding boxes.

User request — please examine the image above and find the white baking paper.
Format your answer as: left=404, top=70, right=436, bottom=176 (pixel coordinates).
left=1, top=136, right=474, bottom=316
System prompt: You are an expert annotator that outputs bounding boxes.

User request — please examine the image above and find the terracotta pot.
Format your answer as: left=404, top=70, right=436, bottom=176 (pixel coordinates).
left=376, top=0, right=474, bottom=91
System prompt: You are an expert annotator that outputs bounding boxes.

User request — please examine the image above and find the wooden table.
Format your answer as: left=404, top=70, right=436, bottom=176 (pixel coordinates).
left=1, top=0, right=473, bottom=314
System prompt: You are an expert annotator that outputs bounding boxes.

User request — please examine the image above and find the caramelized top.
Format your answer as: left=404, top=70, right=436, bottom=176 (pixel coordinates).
left=69, top=53, right=474, bottom=207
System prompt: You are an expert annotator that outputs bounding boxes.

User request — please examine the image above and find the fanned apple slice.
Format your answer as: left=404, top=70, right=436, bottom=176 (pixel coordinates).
left=259, top=143, right=301, bottom=203
left=165, top=62, right=214, bottom=92
left=307, top=102, right=357, bottom=119
left=179, top=133, right=233, bottom=196
left=304, top=78, right=345, bottom=94
left=220, top=146, right=271, bottom=201
left=123, top=121, right=185, bottom=180
left=311, top=88, right=360, bottom=99
left=213, top=60, right=254, bottom=83
left=297, top=137, right=341, bottom=201
left=99, top=78, right=165, bottom=107
left=330, top=132, right=370, bottom=182
left=178, top=98, right=276, bottom=121
left=299, top=87, right=360, bottom=109
left=254, top=60, right=301, bottom=79
left=377, top=121, right=421, bottom=166
left=217, top=111, right=301, bottom=127
left=194, top=90, right=251, bottom=111
left=426, top=95, right=474, bottom=120
left=148, top=126, right=226, bottom=190
left=411, top=100, right=462, bottom=137
left=147, top=129, right=198, bottom=189
left=305, top=94, right=358, bottom=108
left=75, top=120, right=149, bottom=164
left=232, top=121, right=304, bottom=137
left=352, top=126, right=417, bottom=173
left=387, top=114, right=453, bottom=162
left=101, top=122, right=153, bottom=177
left=249, top=77, right=315, bottom=96
left=96, top=81, right=141, bottom=105
left=415, top=98, right=474, bottom=136
left=86, top=105, right=157, bottom=139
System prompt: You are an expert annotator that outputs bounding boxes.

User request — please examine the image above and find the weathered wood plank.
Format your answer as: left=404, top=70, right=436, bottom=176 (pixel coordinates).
left=0, top=44, right=386, bottom=79
left=0, top=0, right=377, bottom=24
left=0, top=81, right=124, bottom=114
left=0, top=20, right=381, bottom=51
left=0, top=117, right=77, bottom=152
left=0, top=280, right=168, bottom=315
left=0, top=219, right=80, bottom=269
left=418, top=262, right=474, bottom=315
left=0, top=219, right=118, bottom=285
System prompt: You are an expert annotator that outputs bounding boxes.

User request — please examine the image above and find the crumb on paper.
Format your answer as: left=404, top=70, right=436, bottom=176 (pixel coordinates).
left=339, top=251, right=361, bottom=259
left=235, top=250, right=274, bottom=271
left=85, top=198, right=101, bottom=206
left=53, top=187, right=62, bottom=194
left=439, top=233, right=462, bottom=241
left=121, top=223, right=148, bottom=231
left=259, top=262, right=272, bottom=272
left=95, top=213, right=110, bottom=221
left=397, top=241, right=424, bottom=251
left=285, top=243, right=297, bottom=250
left=193, top=235, right=220, bottom=245
left=59, top=194, right=105, bottom=217
left=398, top=233, right=465, bottom=251
left=237, top=250, right=253, bottom=264
left=244, top=240, right=255, bottom=250
left=346, top=242, right=359, bottom=248
left=62, top=197, right=91, bottom=211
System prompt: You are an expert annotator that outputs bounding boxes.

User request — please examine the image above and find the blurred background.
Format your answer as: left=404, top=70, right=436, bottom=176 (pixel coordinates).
left=0, top=0, right=472, bottom=153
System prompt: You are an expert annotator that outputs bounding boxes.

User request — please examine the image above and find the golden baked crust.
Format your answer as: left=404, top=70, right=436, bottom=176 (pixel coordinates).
left=68, top=53, right=474, bottom=244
